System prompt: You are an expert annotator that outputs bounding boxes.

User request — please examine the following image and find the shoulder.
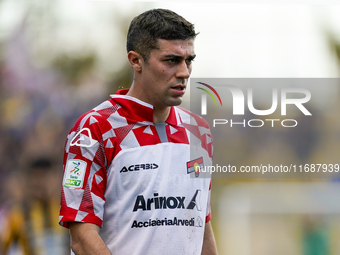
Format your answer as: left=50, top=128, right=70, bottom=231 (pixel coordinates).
left=67, top=99, right=119, bottom=144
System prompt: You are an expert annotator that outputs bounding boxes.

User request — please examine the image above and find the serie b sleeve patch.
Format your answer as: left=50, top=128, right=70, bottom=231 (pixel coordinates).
left=63, top=159, right=87, bottom=189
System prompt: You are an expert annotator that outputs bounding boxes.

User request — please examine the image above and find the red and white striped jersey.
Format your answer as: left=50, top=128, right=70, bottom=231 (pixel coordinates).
left=59, top=89, right=213, bottom=255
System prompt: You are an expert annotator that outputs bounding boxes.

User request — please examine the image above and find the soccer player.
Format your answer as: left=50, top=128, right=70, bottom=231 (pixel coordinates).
left=59, top=9, right=217, bottom=255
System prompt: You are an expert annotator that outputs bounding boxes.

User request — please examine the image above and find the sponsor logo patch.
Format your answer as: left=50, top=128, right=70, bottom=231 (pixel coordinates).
left=131, top=190, right=204, bottom=228
left=63, top=159, right=87, bottom=189
left=132, top=190, right=201, bottom=212
left=131, top=216, right=203, bottom=228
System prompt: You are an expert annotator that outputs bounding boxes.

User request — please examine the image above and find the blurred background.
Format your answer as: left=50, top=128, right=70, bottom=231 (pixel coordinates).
left=0, top=1, right=340, bottom=254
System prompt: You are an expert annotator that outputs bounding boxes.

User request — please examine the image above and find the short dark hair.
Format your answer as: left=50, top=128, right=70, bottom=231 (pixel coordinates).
left=127, top=9, right=197, bottom=62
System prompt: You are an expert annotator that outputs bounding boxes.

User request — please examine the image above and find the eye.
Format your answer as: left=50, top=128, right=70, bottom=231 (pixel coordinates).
left=186, top=58, right=195, bottom=64
left=167, top=59, right=178, bottom=63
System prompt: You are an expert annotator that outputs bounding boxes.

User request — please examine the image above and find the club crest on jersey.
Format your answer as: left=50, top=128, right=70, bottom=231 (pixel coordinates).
left=187, top=157, right=203, bottom=177
left=70, top=128, right=98, bottom=148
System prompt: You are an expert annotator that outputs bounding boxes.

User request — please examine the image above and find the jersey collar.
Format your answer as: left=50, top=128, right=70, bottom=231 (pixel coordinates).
left=110, top=89, right=181, bottom=126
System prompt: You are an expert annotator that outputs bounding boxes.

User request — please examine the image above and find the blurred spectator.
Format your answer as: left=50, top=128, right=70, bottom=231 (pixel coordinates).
left=0, top=158, right=69, bottom=255
left=303, top=215, right=330, bottom=255
left=0, top=174, right=30, bottom=255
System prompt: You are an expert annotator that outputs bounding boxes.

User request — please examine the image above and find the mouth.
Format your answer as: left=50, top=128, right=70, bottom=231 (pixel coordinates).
left=171, top=85, right=186, bottom=91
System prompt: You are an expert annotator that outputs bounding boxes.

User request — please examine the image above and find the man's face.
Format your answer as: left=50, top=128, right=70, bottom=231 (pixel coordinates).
left=139, top=39, right=195, bottom=110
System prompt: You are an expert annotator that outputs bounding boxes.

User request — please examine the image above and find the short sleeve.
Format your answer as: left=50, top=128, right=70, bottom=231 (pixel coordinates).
left=59, top=112, right=110, bottom=228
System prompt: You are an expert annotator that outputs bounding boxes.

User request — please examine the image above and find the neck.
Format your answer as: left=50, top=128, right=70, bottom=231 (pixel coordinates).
left=127, top=82, right=171, bottom=123
left=153, top=106, right=171, bottom=123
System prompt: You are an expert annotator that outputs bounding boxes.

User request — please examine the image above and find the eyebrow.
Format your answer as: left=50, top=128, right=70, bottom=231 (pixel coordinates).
left=163, top=54, right=196, bottom=60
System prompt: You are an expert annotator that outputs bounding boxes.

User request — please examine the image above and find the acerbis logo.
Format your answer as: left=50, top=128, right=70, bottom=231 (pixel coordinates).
left=196, top=82, right=223, bottom=115
left=133, top=190, right=202, bottom=212
left=120, top=163, right=158, bottom=173
left=70, top=128, right=98, bottom=148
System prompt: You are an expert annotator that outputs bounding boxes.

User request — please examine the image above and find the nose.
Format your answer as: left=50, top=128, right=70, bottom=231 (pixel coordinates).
left=176, top=60, right=191, bottom=79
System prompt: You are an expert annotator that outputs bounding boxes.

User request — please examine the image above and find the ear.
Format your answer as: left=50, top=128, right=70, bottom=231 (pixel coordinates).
left=127, top=51, right=143, bottom=72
